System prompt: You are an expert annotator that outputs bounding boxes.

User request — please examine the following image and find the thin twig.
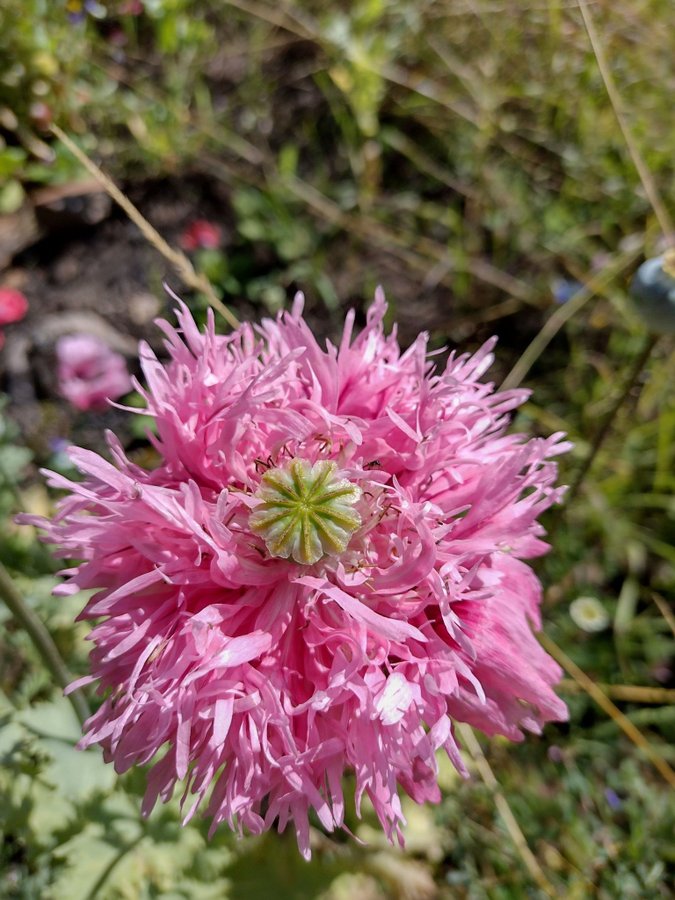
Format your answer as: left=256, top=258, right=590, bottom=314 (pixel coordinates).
left=500, top=246, right=644, bottom=390
left=576, top=0, right=674, bottom=244
left=96, top=56, right=535, bottom=307
left=50, top=124, right=240, bottom=330
left=663, top=248, right=675, bottom=278
left=84, top=833, right=146, bottom=900
left=0, top=560, right=90, bottom=726
left=559, top=680, right=675, bottom=705
left=651, top=593, right=675, bottom=639
left=540, top=633, right=675, bottom=789
left=457, top=723, right=558, bottom=897
left=201, top=154, right=536, bottom=304
left=223, top=0, right=479, bottom=126
left=566, top=334, right=659, bottom=502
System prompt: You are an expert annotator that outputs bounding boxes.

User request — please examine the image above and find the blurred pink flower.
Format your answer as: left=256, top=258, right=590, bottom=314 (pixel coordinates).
left=56, top=334, right=132, bottom=411
left=179, top=219, right=222, bottom=251
left=118, top=0, right=143, bottom=13
left=29, top=291, right=569, bottom=857
left=0, top=287, right=29, bottom=349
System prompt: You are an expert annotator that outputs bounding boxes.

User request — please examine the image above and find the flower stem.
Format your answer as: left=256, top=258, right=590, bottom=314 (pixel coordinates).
left=457, top=723, right=558, bottom=897
left=0, top=559, right=90, bottom=725
left=567, top=333, right=659, bottom=503
left=663, top=247, right=675, bottom=278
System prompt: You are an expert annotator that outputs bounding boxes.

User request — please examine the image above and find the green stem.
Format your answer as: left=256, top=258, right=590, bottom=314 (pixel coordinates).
left=0, top=460, right=58, bottom=574
left=84, top=833, right=146, bottom=900
left=567, top=333, right=659, bottom=503
left=664, top=247, right=675, bottom=278
left=500, top=247, right=643, bottom=392
left=0, top=559, right=90, bottom=725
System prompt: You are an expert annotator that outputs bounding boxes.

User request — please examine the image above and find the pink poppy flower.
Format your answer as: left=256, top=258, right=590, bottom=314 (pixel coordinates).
left=0, top=287, right=29, bottom=349
left=179, top=219, right=222, bottom=252
left=27, top=290, right=569, bottom=857
left=56, top=334, right=132, bottom=411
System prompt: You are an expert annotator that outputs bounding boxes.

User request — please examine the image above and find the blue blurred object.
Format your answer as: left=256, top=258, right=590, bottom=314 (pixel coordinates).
left=551, top=277, right=583, bottom=304
left=604, top=788, right=622, bottom=811
left=67, top=0, right=106, bottom=23
left=48, top=437, right=69, bottom=454
left=629, top=255, right=675, bottom=334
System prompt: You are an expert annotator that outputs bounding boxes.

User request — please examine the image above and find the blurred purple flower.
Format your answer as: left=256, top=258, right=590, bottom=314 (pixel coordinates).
left=604, top=788, right=622, bottom=810
left=67, top=0, right=106, bottom=23
left=56, top=334, right=132, bottom=412
left=48, top=437, right=70, bottom=454
left=550, top=278, right=583, bottom=305
left=547, top=745, right=564, bottom=763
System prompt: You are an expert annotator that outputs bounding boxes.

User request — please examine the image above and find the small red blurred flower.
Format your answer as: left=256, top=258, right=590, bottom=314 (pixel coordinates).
left=118, top=0, right=143, bottom=13
left=0, top=288, right=29, bottom=325
left=0, top=287, right=29, bottom=350
left=179, top=219, right=222, bottom=252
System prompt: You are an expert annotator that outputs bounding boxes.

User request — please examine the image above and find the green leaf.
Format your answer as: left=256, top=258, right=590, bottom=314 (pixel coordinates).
left=0, top=178, right=25, bottom=213
left=0, top=444, right=32, bottom=482
left=18, top=696, right=117, bottom=802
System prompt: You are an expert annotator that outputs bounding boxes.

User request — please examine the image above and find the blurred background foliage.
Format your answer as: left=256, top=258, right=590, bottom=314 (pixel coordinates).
left=1, top=0, right=674, bottom=897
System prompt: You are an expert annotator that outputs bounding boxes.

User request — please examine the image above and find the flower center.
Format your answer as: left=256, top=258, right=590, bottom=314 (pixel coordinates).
left=249, top=458, right=362, bottom=565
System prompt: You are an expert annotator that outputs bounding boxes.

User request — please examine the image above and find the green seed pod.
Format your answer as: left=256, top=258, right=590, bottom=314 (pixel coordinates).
left=250, top=458, right=361, bottom=566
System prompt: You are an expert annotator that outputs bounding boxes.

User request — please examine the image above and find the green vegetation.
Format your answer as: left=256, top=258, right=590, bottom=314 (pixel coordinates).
left=1, top=1, right=674, bottom=897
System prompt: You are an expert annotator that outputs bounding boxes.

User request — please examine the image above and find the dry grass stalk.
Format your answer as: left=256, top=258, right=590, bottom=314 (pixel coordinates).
left=540, top=634, right=675, bottom=789
left=457, top=723, right=558, bottom=898
left=50, top=124, right=240, bottom=330
left=576, top=0, right=674, bottom=244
